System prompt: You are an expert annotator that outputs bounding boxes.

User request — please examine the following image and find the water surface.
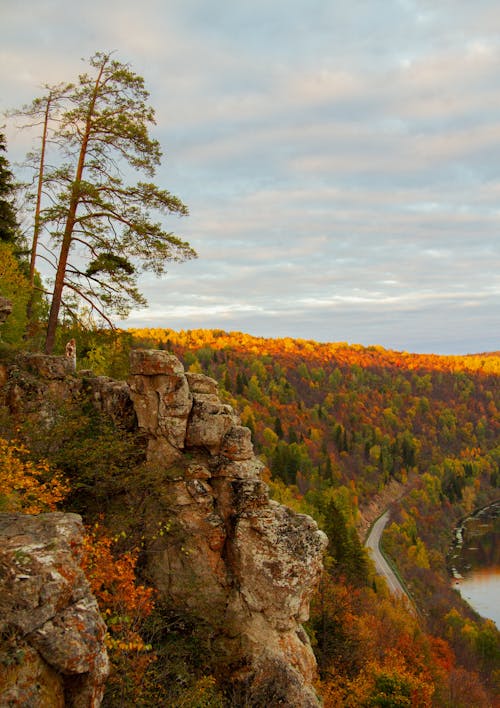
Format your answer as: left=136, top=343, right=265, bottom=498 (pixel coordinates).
left=450, top=502, right=500, bottom=627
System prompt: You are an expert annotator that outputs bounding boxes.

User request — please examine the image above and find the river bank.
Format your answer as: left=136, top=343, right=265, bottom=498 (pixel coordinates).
left=448, top=500, right=500, bottom=627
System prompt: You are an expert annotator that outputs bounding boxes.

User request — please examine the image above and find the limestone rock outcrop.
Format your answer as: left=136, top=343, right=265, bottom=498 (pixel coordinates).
left=129, top=350, right=328, bottom=706
left=0, top=349, right=327, bottom=706
left=3, top=352, right=135, bottom=429
left=0, top=512, right=109, bottom=707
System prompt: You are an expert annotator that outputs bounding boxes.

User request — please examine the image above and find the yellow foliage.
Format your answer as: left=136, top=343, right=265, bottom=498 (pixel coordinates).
left=0, top=243, right=29, bottom=344
left=82, top=523, right=156, bottom=703
left=461, top=484, right=477, bottom=514
left=407, top=539, right=430, bottom=569
left=349, top=649, right=435, bottom=707
left=262, top=427, right=278, bottom=446
left=0, top=437, right=68, bottom=513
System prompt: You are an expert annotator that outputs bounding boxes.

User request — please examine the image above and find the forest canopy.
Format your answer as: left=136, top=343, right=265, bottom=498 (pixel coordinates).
left=8, top=52, right=196, bottom=352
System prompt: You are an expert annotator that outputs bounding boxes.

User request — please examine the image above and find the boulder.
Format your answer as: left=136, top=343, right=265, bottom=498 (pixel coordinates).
left=186, top=396, right=238, bottom=454
left=0, top=512, right=109, bottom=707
left=220, top=425, right=254, bottom=460
left=129, top=351, right=327, bottom=705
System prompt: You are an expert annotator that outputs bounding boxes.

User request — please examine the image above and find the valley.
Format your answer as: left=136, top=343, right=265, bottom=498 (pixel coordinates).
left=1, top=326, right=499, bottom=706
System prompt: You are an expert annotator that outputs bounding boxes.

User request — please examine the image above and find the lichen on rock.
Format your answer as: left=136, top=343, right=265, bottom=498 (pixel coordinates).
left=0, top=348, right=327, bottom=706
left=128, top=350, right=328, bottom=705
left=0, top=512, right=109, bottom=708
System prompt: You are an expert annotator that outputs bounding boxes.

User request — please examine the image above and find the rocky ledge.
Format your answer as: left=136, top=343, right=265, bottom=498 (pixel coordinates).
left=129, top=350, right=328, bottom=706
left=0, top=348, right=327, bottom=706
left=0, top=512, right=109, bottom=707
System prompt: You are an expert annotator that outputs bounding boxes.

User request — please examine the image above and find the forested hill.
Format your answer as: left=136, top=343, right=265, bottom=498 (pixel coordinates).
left=130, top=328, right=500, bottom=374
left=127, top=328, right=500, bottom=509
left=120, top=328, right=500, bottom=703
left=4, top=328, right=500, bottom=708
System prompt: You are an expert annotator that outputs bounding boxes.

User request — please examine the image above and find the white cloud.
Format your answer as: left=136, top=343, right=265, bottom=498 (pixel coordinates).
left=2, top=0, right=500, bottom=353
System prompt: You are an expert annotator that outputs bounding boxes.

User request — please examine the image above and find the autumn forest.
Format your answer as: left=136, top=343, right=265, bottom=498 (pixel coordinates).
left=0, top=52, right=499, bottom=704
left=59, top=324, right=499, bottom=707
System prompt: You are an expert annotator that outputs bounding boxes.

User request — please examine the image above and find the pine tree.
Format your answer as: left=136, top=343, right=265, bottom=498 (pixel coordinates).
left=0, top=133, right=18, bottom=243
left=14, top=53, right=196, bottom=353
left=321, top=499, right=368, bottom=585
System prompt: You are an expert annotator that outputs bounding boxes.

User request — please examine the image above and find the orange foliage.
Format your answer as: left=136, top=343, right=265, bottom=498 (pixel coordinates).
left=0, top=437, right=68, bottom=513
left=82, top=523, right=154, bottom=643
left=429, top=636, right=455, bottom=675
left=128, top=327, right=500, bottom=375
left=81, top=523, right=156, bottom=699
left=313, top=582, right=447, bottom=707
left=350, top=647, right=435, bottom=707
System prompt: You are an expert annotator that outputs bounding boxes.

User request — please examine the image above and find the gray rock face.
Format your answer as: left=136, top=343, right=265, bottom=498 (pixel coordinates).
left=4, top=353, right=135, bottom=431
left=80, top=374, right=134, bottom=426
left=0, top=348, right=327, bottom=706
left=15, top=352, right=76, bottom=380
left=0, top=513, right=109, bottom=707
left=128, top=350, right=328, bottom=706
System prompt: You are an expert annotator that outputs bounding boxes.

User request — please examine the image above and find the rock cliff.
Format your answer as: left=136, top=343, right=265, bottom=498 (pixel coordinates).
left=0, top=513, right=109, bottom=707
left=0, top=349, right=327, bottom=706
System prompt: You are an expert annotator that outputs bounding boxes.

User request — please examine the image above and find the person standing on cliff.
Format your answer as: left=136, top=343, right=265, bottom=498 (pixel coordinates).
left=65, top=338, right=76, bottom=372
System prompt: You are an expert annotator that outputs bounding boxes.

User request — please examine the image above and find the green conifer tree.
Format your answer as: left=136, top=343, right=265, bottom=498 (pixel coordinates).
left=14, top=53, right=196, bottom=353
left=0, top=133, right=18, bottom=244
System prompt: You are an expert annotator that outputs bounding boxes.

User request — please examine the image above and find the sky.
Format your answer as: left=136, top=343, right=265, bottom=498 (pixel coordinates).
left=2, top=0, right=500, bottom=355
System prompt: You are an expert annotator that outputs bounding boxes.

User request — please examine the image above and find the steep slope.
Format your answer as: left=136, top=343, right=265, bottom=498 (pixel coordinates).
left=0, top=349, right=327, bottom=706
left=127, top=349, right=327, bottom=705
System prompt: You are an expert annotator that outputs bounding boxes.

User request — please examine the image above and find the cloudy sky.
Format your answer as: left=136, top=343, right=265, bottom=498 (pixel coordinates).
left=2, top=0, right=500, bottom=354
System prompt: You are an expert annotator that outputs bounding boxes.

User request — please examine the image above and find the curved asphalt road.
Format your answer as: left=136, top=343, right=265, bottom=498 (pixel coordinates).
left=365, top=510, right=407, bottom=597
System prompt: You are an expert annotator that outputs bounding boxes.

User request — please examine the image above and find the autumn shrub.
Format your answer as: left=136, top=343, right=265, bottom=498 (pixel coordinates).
left=135, top=605, right=225, bottom=707
left=18, top=395, right=145, bottom=517
left=0, top=437, right=68, bottom=513
left=81, top=522, right=156, bottom=706
left=81, top=523, right=226, bottom=707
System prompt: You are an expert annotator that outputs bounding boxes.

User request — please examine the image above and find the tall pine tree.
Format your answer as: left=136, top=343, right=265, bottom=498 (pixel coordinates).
left=0, top=133, right=18, bottom=244
left=14, top=53, right=196, bottom=353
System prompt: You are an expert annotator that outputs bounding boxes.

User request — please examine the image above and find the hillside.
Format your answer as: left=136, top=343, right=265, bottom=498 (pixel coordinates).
left=0, top=348, right=326, bottom=706
left=125, top=328, right=500, bottom=704
left=129, top=328, right=500, bottom=506
left=1, top=326, right=499, bottom=706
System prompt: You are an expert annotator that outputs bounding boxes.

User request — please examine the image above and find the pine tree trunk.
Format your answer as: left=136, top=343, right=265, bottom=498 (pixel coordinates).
left=26, top=94, right=51, bottom=332
left=43, top=59, right=107, bottom=353
left=44, top=220, right=75, bottom=353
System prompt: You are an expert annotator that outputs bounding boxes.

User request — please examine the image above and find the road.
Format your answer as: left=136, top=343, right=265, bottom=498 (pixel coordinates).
left=365, top=510, right=407, bottom=598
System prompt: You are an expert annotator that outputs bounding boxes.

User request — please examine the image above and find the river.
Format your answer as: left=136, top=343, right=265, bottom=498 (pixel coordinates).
left=449, top=501, right=500, bottom=627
